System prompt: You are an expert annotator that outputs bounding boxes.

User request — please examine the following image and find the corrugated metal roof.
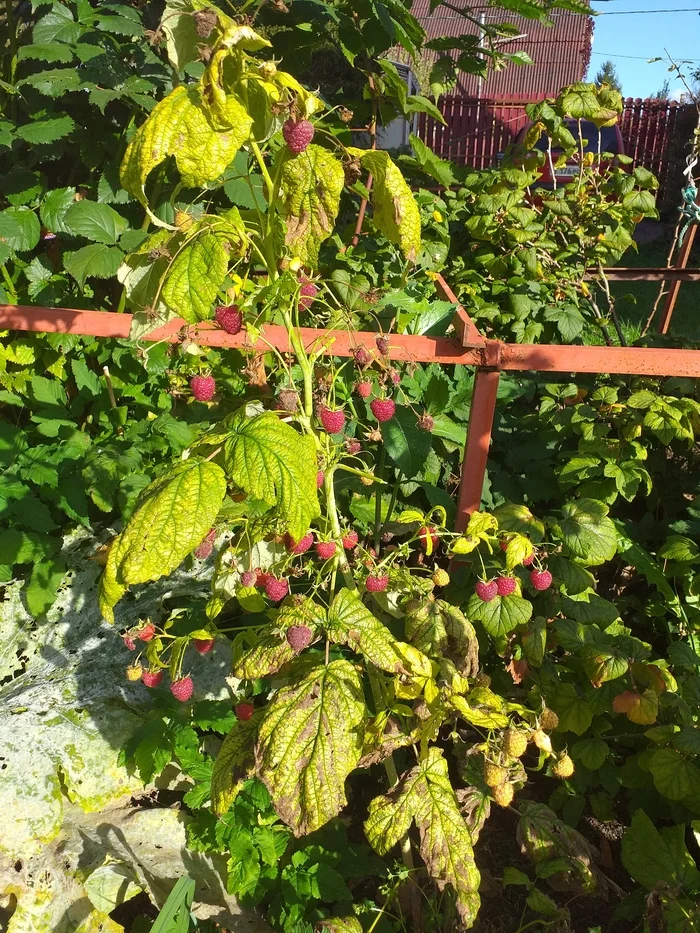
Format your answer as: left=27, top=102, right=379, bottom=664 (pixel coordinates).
left=409, top=2, right=593, bottom=97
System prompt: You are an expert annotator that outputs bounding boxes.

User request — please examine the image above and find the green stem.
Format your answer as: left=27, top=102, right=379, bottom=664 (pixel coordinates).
left=249, top=139, right=275, bottom=206
left=1, top=264, right=17, bottom=304
left=324, top=465, right=355, bottom=591
left=5, top=0, right=17, bottom=87
left=374, top=448, right=386, bottom=552
left=383, top=470, right=403, bottom=530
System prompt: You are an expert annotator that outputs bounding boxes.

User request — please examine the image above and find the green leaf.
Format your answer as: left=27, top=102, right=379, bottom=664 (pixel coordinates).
left=1, top=207, right=41, bottom=253
left=547, top=556, right=594, bottom=596
left=658, top=535, right=699, bottom=563
left=223, top=410, right=320, bottom=542
left=14, top=116, right=75, bottom=145
left=316, top=919, right=363, bottom=933
left=523, top=616, right=547, bottom=667
left=381, top=405, right=432, bottom=478
left=364, top=747, right=480, bottom=928
left=255, top=658, right=365, bottom=835
left=33, top=2, right=82, bottom=43
left=25, top=557, right=66, bottom=618
left=280, top=144, right=344, bottom=266
left=161, top=233, right=228, bottom=323
left=493, top=503, right=545, bottom=543
left=211, top=716, right=258, bottom=816
left=349, top=148, right=421, bottom=262
left=63, top=200, right=128, bottom=245
left=39, top=187, right=76, bottom=234
left=648, top=748, right=700, bottom=801
left=571, top=737, right=609, bottom=771
left=467, top=592, right=532, bottom=638
left=622, top=810, right=686, bottom=891
left=502, top=867, right=531, bottom=888
left=120, top=84, right=252, bottom=226
left=559, top=83, right=600, bottom=120
left=557, top=498, right=617, bottom=566
left=407, top=133, right=456, bottom=187
left=64, top=244, right=124, bottom=287
left=18, top=66, right=82, bottom=97
left=622, top=189, right=657, bottom=216
left=550, top=683, right=592, bottom=735
left=71, top=358, right=101, bottom=396
left=583, top=648, right=628, bottom=687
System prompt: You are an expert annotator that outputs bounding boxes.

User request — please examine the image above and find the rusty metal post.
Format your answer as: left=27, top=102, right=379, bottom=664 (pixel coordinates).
left=657, top=204, right=699, bottom=335
left=455, top=343, right=502, bottom=531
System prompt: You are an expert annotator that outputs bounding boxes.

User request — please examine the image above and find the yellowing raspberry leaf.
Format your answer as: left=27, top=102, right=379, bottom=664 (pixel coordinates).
left=327, top=588, right=426, bottom=674
left=223, top=410, right=320, bottom=542
left=467, top=592, right=533, bottom=639
left=109, top=460, right=226, bottom=589
left=120, top=85, right=252, bottom=227
left=280, top=144, right=344, bottom=266
left=161, top=233, right=228, bottom=323
left=556, top=498, right=618, bottom=566
left=316, top=918, right=363, bottom=933
left=448, top=694, right=509, bottom=729
left=493, top=503, right=545, bottom=543
left=255, top=658, right=365, bottom=835
left=505, top=533, right=534, bottom=571
left=364, top=748, right=480, bottom=927
left=99, top=532, right=129, bottom=624
left=211, top=714, right=259, bottom=816
left=466, top=510, right=498, bottom=539
left=405, top=597, right=479, bottom=677
left=348, top=148, right=421, bottom=262
left=232, top=597, right=326, bottom=678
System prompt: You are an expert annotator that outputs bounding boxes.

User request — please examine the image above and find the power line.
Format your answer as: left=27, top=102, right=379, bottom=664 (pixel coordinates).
left=591, top=50, right=700, bottom=60
left=595, top=7, right=700, bottom=12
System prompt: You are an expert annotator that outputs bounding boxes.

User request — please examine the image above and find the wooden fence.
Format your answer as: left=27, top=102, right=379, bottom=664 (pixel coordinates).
left=417, top=96, right=697, bottom=206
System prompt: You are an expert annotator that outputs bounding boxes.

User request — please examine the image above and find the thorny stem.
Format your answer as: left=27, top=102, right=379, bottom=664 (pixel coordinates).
left=374, top=448, right=387, bottom=552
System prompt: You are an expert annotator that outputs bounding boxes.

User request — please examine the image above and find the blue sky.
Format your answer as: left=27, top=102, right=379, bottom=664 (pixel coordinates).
left=586, top=0, right=700, bottom=99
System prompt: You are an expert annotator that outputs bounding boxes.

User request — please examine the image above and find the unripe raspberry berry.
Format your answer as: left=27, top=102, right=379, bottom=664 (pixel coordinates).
left=432, top=568, right=450, bottom=587
left=215, top=304, right=243, bottom=335
left=283, top=118, right=314, bottom=154
left=286, top=625, right=312, bottom=652
left=235, top=701, right=255, bottom=721
left=533, top=729, right=553, bottom=753
left=170, top=676, right=194, bottom=702
left=299, top=280, right=318, bottom=310
left=417, top=412, right=434, bottom=432
left=496, top=576, right=517, bottom=596
left=484, top=762, right=508, bottom=787
left=355, top=380, right=372, bottom=399
left=492, top=782, right=514, bottom=808
left=366, top=574, right=389, bottom=593
left=123, top=635, right=136, bottom=651
left=240, top=570, right=257, bottom=588
left=319, top=407, right=346, bottom=434
left=316, top=470, right=325, bottom=488
left=475, top=580, right=498, bottom=602
left=345, top=439, right=362, bottom=455
left=353, top=346, right=372, bottom=367
left=503, top=729, right=528, bottom=759
left=278, top=389, right=300, bottom=412
left=530, top=569, right=553, bottom=591
left=190, top=375, right=216, bottom=402
left=315, top=541, right=337, bottom=560
left=375, top=334, right=390, bottom=355
left=194, top=527, right=216, bottom=559
left=342, top=530, right=359, bottom=550
left=265, top=576, right=289, bottom=602
left=285, top=532, right=314, bottom=555
left=540, top=707, right=559, bottom=731
left=552, top=754, right=574, bottom=779
left=126, top=663, right=143, bottom=682
left=370, top=398, right=396, bottom=423
left=137, top=621, right=156, bottom=642
left=194, top=638, right=215, bottom=654
left=142, top=669, right=163, bottom=688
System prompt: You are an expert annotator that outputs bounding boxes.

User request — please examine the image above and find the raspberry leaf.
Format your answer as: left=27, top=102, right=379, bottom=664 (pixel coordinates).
left=279, top=144, right=345, bottom=265
left=162, top=233, right=228, bottom=323
left=223, top=410, right=320, bottom=542
left=555, top=497, right=618, bottom=566
left=63, top=200, right=128, bottom=245
left=648, top=748, right=700, bottom=801
left=493, top=503, right=545, bottom=543
left=549, top=683, right=593, bottom=735
left=467, top=592, right=533, bottom=638
left=348, top=148, right=421, bottom=262
left=255, top=657, right=365, bottom=834
left=405, top=597, right=479, bottom=676
left=316, top=918, right=363, bottom=933
left=211, top=714, right=259, bottom=817
left=380, top=406, right=432, bottom=478
left=120, top=85, right=252, bottom=227
left=365, top=748, right=480, bottom=927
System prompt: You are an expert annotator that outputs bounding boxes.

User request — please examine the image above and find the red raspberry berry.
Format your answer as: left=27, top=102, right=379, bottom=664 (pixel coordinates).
left=170, top=676, right=194, bottom=702
left=141, top=669, right=163, bottom=688
left=366, top=574, right=389, bottom=592
left=137, top=622, right=156, bottom=642
left=376, top=334, right=390, bottom=355
left=190, top=375, right=216, bottom=402
left=496, top=576, right=517, bottom=596
left=240, top=570, right=257, bottom=588
left=418, top=525, right=439, bottom=551
left=255, top=570, right=271, bottom=588
left=345, top=439, right=361, bottom=455
left=194, top=527, right=216, bottom=559
left=417, top=412, right=434, bottom=432
left=265, top=576, right=289, bottom=602
left=235, top=701, right=255, bottom=721
left=499, top=540, right=509, bottom=552
left=194, top=638, right=215, bottom=654
left=355, top=380, right=372, bottom=399
left=522, top=553, right=535, bottom=567
left=283, top=118, right=314, bottom=155
left=286, top=625, right=313, bottom=652
left=370, top=399, right=396, bottom=423
left=123, top=635, right=136, bottom=651
left=353, top=346, right=372, bottom=367
left=315, top=541, right=337, bottom=560
left=530, top=569, right=553, bottom=591
left=316, top=470, right=325, bottom=488
left=342, top=530, right=359, bottom=550
left=285, top=531, right=314, bottom=555
left=320, top=407, right=346, bottom=434
left=475, top=580, right=498, bottom=602
left=215, top=304, right=243, bottom=335
left=299, top=280, right=318, bottom=310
